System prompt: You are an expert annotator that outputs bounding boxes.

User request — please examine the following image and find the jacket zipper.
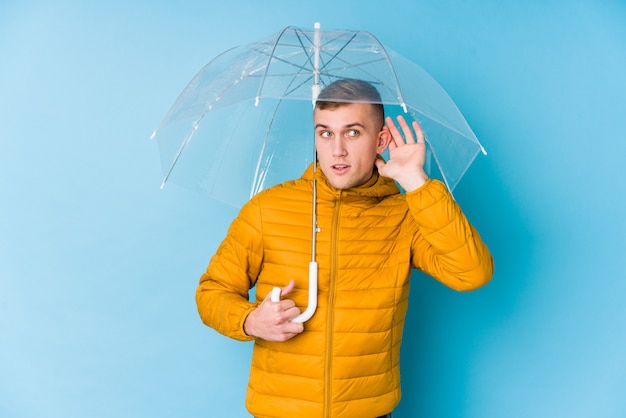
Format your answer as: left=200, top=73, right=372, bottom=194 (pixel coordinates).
left=324, top=192, right=342, bottom=418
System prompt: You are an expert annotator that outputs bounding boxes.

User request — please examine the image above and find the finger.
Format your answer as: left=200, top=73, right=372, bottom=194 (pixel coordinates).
left=374, top=158, right=386, bottom=171
left=284, top=305, right=303, bottom=321
left=266, top=279, right=296, bottom=303
left=412, top=120, right=425, bottom=144
left=272, top=304, right=299, bottom=326
left=395, top=115, right=415, bottom=144
left=277, top=325, right=304, bottom=341
left=288, top=323, right=304, bottom=335
left=280, top=279, right=296, bottom=297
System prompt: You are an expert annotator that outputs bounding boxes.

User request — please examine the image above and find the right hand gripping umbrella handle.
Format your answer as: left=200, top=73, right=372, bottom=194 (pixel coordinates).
left=270, top=261, right=318, bottom=323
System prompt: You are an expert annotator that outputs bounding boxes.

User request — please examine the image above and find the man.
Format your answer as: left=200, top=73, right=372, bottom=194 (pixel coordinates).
left=196, top=79, right=493, bottom=418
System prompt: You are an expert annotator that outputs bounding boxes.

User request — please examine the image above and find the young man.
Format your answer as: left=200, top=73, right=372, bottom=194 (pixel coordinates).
left=196, top=79, right=493, bottom=418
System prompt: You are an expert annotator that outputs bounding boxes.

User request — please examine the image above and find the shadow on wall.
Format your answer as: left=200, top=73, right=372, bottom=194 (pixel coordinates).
left=395, top=154, right=532, bottom=417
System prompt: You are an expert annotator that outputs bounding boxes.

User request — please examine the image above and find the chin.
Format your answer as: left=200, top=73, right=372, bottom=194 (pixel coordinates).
left=327, top=180, right=345, bottom=190
left=329, top=180, right=354, bottom=190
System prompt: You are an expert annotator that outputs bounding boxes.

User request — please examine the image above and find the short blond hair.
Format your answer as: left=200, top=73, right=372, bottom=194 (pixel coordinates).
left=315, top=79, right=384, bottom=128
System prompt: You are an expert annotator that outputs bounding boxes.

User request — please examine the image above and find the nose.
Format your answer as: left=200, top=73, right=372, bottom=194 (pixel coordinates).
left=332, top=137, right=347, bottom=157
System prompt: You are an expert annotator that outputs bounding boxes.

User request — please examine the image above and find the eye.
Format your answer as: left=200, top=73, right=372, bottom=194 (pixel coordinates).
left=318, top=130, right=332, bottom=138
left=347, top=129, right=359, bottom=137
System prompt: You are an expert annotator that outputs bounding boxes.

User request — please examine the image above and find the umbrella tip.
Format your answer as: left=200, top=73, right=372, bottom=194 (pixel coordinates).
left=150, top=130, right=157, bottom=140
left=314, top=22, right=320, bottom=29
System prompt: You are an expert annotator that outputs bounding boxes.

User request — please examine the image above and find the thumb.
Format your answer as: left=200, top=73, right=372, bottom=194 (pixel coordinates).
left=265, top=279, right=297, bottom=303
left=280, top=279, right=296, bottom=297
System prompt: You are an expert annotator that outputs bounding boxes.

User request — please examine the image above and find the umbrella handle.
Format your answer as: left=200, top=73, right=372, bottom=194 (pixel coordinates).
left=270, top=287, right=282, bottom=303
left=270, top=261, right=318, bottom=323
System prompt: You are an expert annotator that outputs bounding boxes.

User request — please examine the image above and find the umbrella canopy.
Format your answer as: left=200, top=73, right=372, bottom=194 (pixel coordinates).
left=151, top=23, right=486, bottom=208
left=151, top=23, right=487, bottom=323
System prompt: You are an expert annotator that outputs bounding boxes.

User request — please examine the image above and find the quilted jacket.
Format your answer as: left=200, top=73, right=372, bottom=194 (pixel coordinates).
left=196, top=164, right=493, bottom=418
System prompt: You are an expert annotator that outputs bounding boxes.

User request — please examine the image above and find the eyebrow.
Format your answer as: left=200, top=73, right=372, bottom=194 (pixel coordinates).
left=314, top=122, right=366, bottom=130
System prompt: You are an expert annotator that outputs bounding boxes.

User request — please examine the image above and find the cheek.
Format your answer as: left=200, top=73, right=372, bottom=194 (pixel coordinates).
left=369, top=140, right=384, bottom=157
left=315, top=141, right=334, bottom=163
left=352, top=145, right=378, bottom=167
left=314, top=139, right=324, bottom=154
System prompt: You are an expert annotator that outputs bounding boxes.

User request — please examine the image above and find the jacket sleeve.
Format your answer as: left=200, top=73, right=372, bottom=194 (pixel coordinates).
left=195, top=199, right=263, bottom=341
left=407, top=179, right=494, bottom=291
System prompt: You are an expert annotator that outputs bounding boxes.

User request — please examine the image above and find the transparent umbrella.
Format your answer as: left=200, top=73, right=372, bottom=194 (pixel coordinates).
left=151, top=23, right=486, bottom=322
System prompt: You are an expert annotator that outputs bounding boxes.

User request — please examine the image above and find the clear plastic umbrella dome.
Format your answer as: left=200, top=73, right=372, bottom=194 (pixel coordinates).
left=151, top=23, right=486, bottom=208
left=151, top=24, right=487, bottom=323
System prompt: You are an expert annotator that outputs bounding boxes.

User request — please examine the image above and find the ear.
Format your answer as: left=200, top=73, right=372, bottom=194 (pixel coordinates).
left=377, top=126, right=392, bottom=153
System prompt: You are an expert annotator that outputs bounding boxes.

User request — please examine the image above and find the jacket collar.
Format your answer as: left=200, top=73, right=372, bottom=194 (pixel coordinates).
left=301, top=159, right=400, bottom=200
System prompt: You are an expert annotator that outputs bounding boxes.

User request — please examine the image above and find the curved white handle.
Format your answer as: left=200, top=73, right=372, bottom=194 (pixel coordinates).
left=269, top=261, right=318, bottom=323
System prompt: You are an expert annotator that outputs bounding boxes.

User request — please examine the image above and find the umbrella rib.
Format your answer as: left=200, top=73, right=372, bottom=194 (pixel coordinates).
left=253, top=26, right=344, bottom=101
left=250, top=45, right=311, bottom=73
left=318, top=32, right=359, bottom=69
left=361, top=32, right=407, bottom=107
left=249, top=29, right=319, bottom=99
left=249, top=53, right=317, bottom=99
left=316, top=34, right=407, bottom=106
left=314, top=32, right=359, bottom=87
left=270, top=30, right=392, bottom=99
left=252, top=29, right=388, bottom=100
left=160, top=118, right=203, bottom=189
left=317, top=56, right=389, bottom=87
left=250, top=28, right=403, bottom=103
left=315, top=32, right=404, bottom=105
left=254, top=26, right=295, bottom=103
left=251, top=98, right=284, bottom=196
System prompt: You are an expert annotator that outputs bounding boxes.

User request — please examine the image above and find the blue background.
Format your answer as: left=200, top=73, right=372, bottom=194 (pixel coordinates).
left=2, top=1, right=625, bottom=417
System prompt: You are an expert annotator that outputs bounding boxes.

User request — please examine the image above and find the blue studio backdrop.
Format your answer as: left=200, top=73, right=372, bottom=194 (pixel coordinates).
left=1, top=1, right=625, bottom=417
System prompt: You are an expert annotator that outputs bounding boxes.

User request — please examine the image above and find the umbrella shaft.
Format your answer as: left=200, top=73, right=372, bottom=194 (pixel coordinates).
left=311, top=178, right=318, bottom=262
left=312, top=22, right=321, bottom=102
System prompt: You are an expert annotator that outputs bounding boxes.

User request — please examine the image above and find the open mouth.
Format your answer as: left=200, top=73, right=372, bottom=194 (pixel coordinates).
left=331, top=164, right=350, bottom=173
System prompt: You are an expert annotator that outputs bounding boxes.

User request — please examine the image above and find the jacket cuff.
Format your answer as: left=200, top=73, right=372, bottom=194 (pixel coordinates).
left=236, top=303, right=260, bottom=342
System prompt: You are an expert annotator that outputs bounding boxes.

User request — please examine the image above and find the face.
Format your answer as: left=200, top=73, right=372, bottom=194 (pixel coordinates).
left=314, top=103, right=390, bottom=190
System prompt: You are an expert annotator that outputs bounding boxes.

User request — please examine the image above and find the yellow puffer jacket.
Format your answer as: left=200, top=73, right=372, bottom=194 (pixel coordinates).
left=196, top=164, right=493, bottom=418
